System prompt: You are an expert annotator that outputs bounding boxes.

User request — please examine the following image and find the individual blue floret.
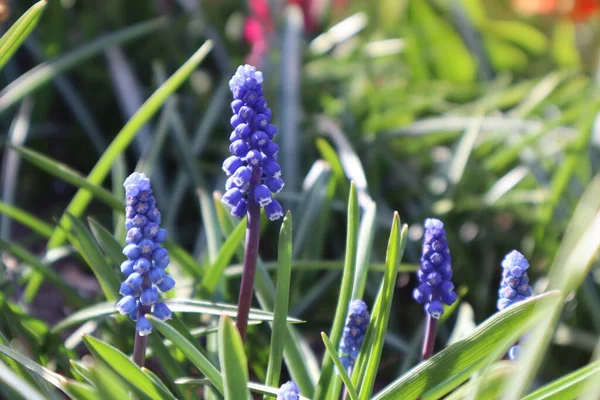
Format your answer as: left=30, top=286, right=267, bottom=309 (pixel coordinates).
left=222, top=65, right=284, bottom=220
left=339, top=299, right=370, bottom=371
left=413, top=218, right=458, bottom=319
left=497, top=250, right=532, bottom=311
left=115, top=172, right=174, bottom=336
left=277, top=381, right=300, bottom=400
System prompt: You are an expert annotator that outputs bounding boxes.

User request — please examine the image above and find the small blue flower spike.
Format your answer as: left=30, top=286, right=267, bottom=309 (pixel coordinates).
left=413, top=218, right=458, bottom=319
left=223, top=65, right=284, bottom=221
left=339, top=299, right=370, bottom=371
left=497, top=250, right=532, bottom=360
left=497, top=250, right=532, bottom=311
left=277, top=381, right=300, bottom=400
left=116, top=172, right=174, bottom=336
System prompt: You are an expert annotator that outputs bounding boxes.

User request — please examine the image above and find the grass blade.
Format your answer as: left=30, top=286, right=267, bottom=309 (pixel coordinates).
left=314, top=182, right=359, bottom=400
left=46, top=40, right=213, bottom=248
left=82, top=335, right=177, bottom=400
left=0, top=201, right=53, bottom=238
left=218, top=316, right=251, bottom=399
left=522, top=359, right=600, bottom=400
left=0, top=360, right=46, bottom=400
left=357, top=216, right=407, bottom=400
left=321, top=332, right=359, bottom=400
left=0, top=17, right=168, bottom=113
left=264, top=211, right=293, bottom=394
left=146, top=315, right=224, bottom=394
left=0, top=0, right=46, bottom=71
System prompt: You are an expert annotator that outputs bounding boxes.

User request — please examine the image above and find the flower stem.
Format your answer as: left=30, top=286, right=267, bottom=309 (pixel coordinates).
left=420, top=315, right=438, bottom=361
left=132, top=276, right=152, bottom=367
left=236, top=169, right=261, bottom=342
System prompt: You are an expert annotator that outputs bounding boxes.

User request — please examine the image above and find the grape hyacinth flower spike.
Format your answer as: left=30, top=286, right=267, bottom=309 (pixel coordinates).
left=223, top=64, right=285, bottom=341
left=497, top=250, right=532, bottom=360
left=277, top=381, right=300, bottom=400
left=339, top=300, right=370, bottom=372
left=413, top=218, right=457, bottom=360
left=115, top=172, right=174, bottom=367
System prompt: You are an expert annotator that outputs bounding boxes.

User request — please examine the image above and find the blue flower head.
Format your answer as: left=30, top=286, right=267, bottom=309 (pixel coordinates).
left=413, top=218, right=458, bottom=319
left=497, top=250, right=532, bottom=311
left=277, top=381, right=300, bottom=400
left=115, top=172, right=174, bottom=336
left=222, top=65, right=284, bottom=221
left=339, top=299, right=370, bottom=371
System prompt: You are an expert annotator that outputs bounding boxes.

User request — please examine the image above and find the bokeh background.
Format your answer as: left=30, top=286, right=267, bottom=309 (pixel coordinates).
left=1, top=0, right=600, bottom=392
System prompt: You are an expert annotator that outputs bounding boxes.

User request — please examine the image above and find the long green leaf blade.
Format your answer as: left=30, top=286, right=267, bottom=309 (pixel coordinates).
left=46, top=40, right=213, bottom=248
left=321, top=332, right=358, bottom=400
left=219, top=316, right=251, bottom=399
left=264, top=211, right=293, bottom=394
left=0, top=1, right=47, bottom=71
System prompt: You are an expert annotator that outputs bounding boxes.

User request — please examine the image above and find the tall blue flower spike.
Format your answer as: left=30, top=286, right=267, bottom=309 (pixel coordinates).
left=222, top=64, right=284, bottom=221
left=115, top=172, right=174, bottom=336
left=497, top=250, right=532, bottom=360
left=413, top=218, right=458, bottom=319
left=339, top=299, right=370, bottom=371
left=277, top=381, right=300, bottom=400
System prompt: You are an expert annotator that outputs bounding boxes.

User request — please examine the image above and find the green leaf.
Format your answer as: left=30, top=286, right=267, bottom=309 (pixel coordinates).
left=321, top=332, right=358, bottom=400
left=264, top=212, right=293, bottom=394
left=146, top=315, right=224, bottom=394
left=371, top=291, right=561, bottom=399
left=351, top=201, right=377, bottom=299
left=552, top=20, right=581, bottom=67
left=10, top=146, right=123, bottom=211
left=219, top=316, right=251, bottom=399
left=0, top=17, right=168, bottom=113
left=163, top=241, right=203, bottom=280
left=0, top=200, right=53, bottom=238
left=87, top=363, right=132, bottom=400
left=201, top=216, right=247, bottom=295
left=443, top=361, right=517, bottom=400
left=356, top=215, right=407, bottom=400
left=46, top=40, right=213, bottom=249
left=484, top=21, right=547, bottom=55
left=522, top=360, right=600, bottom=400
left=314, top=182, right=359, bottom=400
left=0, top=1, right=47, bottom=71
left=65, top=214, right=120, bottom=301
left=0, top=360, right=46, bottom=400
left=88, top=217, right=124, bottom=266
left=82, top=335, right=177, bottom=400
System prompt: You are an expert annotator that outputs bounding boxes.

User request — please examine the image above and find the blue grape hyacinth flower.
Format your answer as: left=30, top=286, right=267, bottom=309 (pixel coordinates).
left=339, top=299, right=370, bottom=371
left=497, top=250, right=532, bottom=361
left=115, top=172, right=174, bottom=336
left=222, top=64, right=284, bottom=221
left=497, top=250, right=532, bottom=311
left=413, top=218, right=458, bottom=319
left=277, top=381, right=300, bottom=400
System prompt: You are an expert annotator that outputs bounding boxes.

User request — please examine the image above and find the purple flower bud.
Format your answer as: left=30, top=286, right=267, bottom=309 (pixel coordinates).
left=232, top=166, right=252, bottom=187
left=231, top=99, right=244, bottom=114
left=426, top=300, right=444, bottom=319
left=126, top=228, right=142, bottom=244
left=157, top=275, right=175, bottom=292
left=120, top=260, right=134, bottom=276
left=222, top=188, right=243, bottom=209
left=123, top=244, right=140, bottom=260
left=152, top=247, right=169, bottom=265
left=149, top=267, right=167, bottom=284
left=136, top=316, right=152, bottom=336
left=338, top=300, right=370, bottom=369
left=140, top=287, right=159, bottom=305
left=133, top=258, right=151, bottom=274
left=265, top=199, right=284, bottom=221
left=238, top=105, right=255, bottom=121
left=263, top=160, right=282, bottom=178
left=231, top=198, right=248, bottom=218
left=231, top=114, right=242, bottom=128
left=265, top=177, right=284, bottom=194
left=235, top=123, right=252, bottom=139
left=153, top=302, right=172, bottom=321
left=497, top=250, right=532, bottom=312
left=251, top=131, right=269, bottom=148
left=125, top=272, right=143, bottom=289
left=253, top=184, right=273, bottom=207
left=262, top=141, right=279, bottom=158
left=277, top=381, right=300, bottom=400
left=116, top=296, right=137, bottom=315
left=222, top=156, right=243, bottom=176
left=143, top=222, right=159, bottom=238
left=245, top=150, right=263, bottom=168
left=229, top=140, right=249, bottom=157
left=154, top=228, right=167, bottom=243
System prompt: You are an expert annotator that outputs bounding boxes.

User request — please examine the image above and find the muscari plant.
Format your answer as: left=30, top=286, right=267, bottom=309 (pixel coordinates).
left=1, top=4, right=599, bottom=399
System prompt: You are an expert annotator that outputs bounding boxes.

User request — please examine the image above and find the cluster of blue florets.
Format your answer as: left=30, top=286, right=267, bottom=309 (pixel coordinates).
left=221, top=65, right=284, bottom=221
left=339, top=299, right=370, bottom=371
left=413, top=218, right=458, bottom=319
left=497, top=250, right=532, bottom=361
left=497, top=250, right=532, bottom=311
left=115, top=173, right=174, bottom=336
left=277, top=381, right=300, bottom=400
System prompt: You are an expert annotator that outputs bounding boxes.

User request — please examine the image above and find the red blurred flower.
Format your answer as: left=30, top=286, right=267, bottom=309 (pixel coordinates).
left=244, top=0, right=317, bottom=65
left=511, top=0, right=600, bottom=21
